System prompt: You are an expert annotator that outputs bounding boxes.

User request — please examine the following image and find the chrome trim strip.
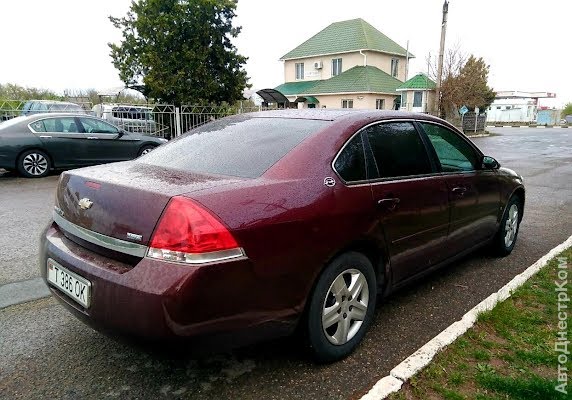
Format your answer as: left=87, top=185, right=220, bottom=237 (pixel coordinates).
left=53, top=211, right=148, bottom=258
left=147, top=247, right=247, bottom=265
left=331, top=118, right=485, bottom=187
left=331, top=118, right=422, bottom=186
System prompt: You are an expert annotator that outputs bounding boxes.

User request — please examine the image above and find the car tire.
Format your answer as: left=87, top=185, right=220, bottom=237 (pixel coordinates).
left=138, top=145, right=156, bottom=157
left=492, top=196, right=522, bottom=256
left=17, top=149, right=51, bottom=178
left=306, top=252, right=377, bottom=363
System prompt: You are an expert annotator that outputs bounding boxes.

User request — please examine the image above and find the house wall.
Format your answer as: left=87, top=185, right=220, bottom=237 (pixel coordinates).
left=299, top=93, right=397, bottom=110
left=486, top=98, right=537, bottom=123
left=399, top=90, right=435, bottom=113
left=284, top=51, right=407, bottom=82
left=536, top=109, right=560, bottom=125
left=365, top=52, right=407, bottom=82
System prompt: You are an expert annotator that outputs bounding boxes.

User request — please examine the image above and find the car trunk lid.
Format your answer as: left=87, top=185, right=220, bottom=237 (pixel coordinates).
left=54, top=161, right=242, bottom=246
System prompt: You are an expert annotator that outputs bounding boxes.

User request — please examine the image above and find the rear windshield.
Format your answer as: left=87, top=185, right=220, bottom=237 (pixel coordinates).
left=49, top=103, right=82, bottom=112
left=112, top=107, right=152, bottom=120
left=141, top=115, right=329, bottom=178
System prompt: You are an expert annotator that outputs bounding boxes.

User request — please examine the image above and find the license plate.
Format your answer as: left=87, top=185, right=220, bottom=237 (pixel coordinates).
left=47, top=259, right=91, bottom=308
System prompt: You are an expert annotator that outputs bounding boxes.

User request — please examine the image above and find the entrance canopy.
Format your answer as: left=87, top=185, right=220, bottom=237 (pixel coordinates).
left=256, top=89, right=289, bottom=105
left=294, top=96, right=319, bottom=104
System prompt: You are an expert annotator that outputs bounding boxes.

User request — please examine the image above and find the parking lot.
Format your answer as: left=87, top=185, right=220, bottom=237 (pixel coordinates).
left=0, top=127, right=571, bottom=399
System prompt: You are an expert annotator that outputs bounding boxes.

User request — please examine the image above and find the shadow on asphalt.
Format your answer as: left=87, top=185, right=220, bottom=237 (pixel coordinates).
left=0, top=168, right=64, bottom=180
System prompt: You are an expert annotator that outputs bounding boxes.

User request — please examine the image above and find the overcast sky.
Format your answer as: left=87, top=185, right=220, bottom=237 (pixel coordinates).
left=1, top=0, right=569, bottom=107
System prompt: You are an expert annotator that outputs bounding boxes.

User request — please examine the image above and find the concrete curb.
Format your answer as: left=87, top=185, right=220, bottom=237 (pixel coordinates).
left=360, top=376, right=403, bottom=400
left=360, top=234, right=572, bottom=399
left=486, top=125, right=569, bottom=129
left=0, top=277, right=51, bottom=310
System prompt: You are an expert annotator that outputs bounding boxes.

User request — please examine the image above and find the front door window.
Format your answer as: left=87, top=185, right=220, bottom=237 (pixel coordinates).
left=420, top=122, right=477, bottom=172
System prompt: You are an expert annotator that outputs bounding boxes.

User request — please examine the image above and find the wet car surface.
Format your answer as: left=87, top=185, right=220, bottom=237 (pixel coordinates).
left=39, top=110, right=524, bottom=362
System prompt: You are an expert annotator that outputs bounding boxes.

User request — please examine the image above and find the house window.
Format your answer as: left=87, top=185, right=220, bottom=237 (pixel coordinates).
left=341, top=99, right=354, bottom=109
left=413, top=91, right=423, bottom=107
left=295, top=63, right=304, bottom=80
left=376, top=99, right=385, bottom=110
left=496, top=106, right=501, bottom=110
left=391, top=58, right=399, bottom=77
left=401, top=92, right=407, bottom=107
left=332, top=58, right=342, bottom=76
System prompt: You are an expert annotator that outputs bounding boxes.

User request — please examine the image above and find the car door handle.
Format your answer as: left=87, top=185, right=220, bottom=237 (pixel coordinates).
left=39, top=135, right=52, bottom=138
left=452, top=187, right=467, bottom=195
left=377, top=197, right=400, bottom=210
left=86, top=136, right=98, bottom=140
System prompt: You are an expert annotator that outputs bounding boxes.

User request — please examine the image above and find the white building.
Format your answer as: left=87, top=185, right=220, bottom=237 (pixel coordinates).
left=486, top=91, right=556, bottom=123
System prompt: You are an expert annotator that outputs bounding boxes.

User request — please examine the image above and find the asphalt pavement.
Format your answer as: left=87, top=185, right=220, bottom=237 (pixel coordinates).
left=0, top=127, right=571, bottom=399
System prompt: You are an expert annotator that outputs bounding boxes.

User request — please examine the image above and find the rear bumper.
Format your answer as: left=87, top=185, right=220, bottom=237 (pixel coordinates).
left=40, top=223, right=297, bottom=342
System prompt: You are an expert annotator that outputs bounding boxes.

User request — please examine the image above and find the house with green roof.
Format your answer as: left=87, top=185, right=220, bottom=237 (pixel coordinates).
left=267, top=18, right=414, bottom=110
left=396, top=73, right=436, bottom=113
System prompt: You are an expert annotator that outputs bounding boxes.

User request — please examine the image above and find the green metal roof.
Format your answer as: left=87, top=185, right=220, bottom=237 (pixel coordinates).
left=301, top=66, right=403, bottom=95
left=397, top=73, right=436, bottom=90
left=300, top=96, right=319, bottom=104
left=273, top=81, right=318, bottom=96
left=281, top=18, right=413, bottom=60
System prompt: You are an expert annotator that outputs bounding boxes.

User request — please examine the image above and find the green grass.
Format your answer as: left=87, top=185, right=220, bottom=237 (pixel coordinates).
left=389, top=248, right=572, bottom=400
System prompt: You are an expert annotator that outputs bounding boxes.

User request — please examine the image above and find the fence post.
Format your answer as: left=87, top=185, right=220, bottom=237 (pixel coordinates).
left=175, top=107, right=182, bottom=137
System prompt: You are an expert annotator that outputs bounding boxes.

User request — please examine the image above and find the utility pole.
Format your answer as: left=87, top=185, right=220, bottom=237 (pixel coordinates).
left=405, top=40, right=410, bottom=81
left=435, top=0, right=449, bottom=116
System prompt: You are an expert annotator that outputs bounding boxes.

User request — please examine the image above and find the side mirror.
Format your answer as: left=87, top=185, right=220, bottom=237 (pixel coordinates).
left=482, top=156, right=500, bottom=170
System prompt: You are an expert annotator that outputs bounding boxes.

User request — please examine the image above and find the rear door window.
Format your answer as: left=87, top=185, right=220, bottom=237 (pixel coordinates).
left=29, top=120, right=46, bottom=132
left=42, top=117, right=81, bottom=133
left=366, top=122, right=433, bottom=179
left=334, top=133, right=367, bottom=182
left=141, top=116, right=329, bottom=178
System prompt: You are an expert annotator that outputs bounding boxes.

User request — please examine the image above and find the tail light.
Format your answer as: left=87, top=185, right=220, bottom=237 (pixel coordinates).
left=147, top=196, right=244, bottom=264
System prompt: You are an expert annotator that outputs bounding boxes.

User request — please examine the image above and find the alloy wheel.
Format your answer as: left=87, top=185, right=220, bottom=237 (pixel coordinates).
left=504, top=204, right=519, bottom=248
left=141, top=147, right=153, bottom=155
left=22, top=153, right=48, bottom=176
left=322, top=268, right=369, bottom=345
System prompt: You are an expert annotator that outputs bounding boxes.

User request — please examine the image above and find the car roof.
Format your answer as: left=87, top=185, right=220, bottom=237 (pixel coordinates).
left=19, top=113, right=98, bottom=121
left=26, top=100, right=81, bottom=105
left=95, top=103, right=152, bottom=109
left=244, top=108, right=446, bottom=124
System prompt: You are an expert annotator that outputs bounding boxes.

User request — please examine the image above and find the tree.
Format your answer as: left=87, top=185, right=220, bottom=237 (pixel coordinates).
left=109, top=0, right=250, bottom=106
left=0, top=83, right=60, bottom=101
left=428, top=47, right=495, bottom=118
left=562, top=103, right=572, bottom=118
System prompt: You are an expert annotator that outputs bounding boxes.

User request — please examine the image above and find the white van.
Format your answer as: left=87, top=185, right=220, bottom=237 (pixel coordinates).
left=92, top=104, right=157, bottom=134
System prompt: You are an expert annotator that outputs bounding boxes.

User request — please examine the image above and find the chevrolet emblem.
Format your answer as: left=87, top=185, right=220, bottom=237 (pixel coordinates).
left=78, top=198, right=93, bottom=210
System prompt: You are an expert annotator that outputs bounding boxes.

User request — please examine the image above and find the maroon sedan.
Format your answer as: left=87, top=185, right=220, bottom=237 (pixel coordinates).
left=40, top=110, right=524, bottom=362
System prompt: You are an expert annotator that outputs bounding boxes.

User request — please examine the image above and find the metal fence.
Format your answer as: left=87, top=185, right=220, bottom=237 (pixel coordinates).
left=461, top=112, right=487, bottom=133
left=0, top=101, right=267, bottom=139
